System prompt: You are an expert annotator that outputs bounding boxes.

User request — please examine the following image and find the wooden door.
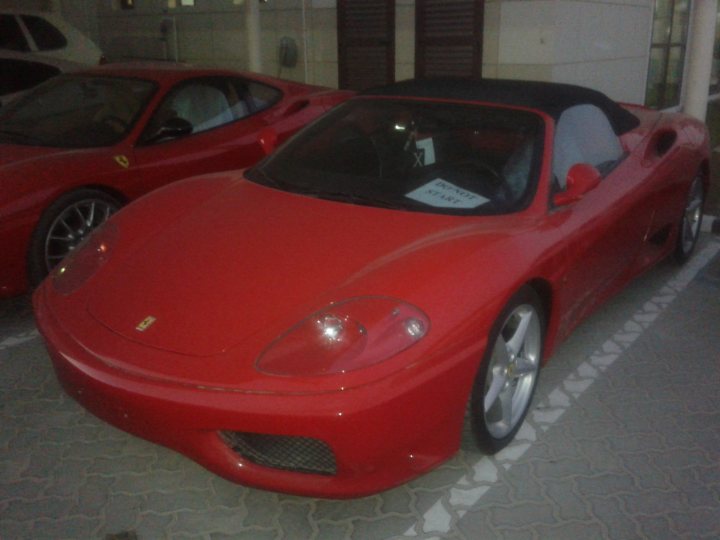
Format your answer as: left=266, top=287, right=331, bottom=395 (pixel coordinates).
left=416, top=0, right=484, bottom=79
left=337, top=0, right=395, bottom=90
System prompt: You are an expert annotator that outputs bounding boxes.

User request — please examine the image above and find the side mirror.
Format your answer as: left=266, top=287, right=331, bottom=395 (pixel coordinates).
left=553, top=163, right=601, bottom=207
left=147, top=117, right=193, bottom=143
left=258, top=126, right=278, bottom=156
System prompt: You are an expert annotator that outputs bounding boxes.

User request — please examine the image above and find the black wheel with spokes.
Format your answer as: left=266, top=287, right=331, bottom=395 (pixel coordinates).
left=28, top=189, right=121, bottom=286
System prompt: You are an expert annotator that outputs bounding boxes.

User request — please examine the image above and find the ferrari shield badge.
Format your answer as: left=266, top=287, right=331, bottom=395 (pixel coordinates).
left=114, top=155, right=130, bottom=169
left=135, top=316, right=157, bottom=332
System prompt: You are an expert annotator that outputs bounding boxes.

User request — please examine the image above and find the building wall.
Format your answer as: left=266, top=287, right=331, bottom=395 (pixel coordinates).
left=58, top=0, right=98, bottom=43
left=54, top=0, right=653, bottom=103
left=0, top=0, right=55, bottom=10
left=489, top=0, right=653, bottom=103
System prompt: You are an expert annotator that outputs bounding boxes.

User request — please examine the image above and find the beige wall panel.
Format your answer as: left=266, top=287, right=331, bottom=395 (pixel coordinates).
left=499, top=1, right=557, bottom=65
left=482, top=64, right=499, bottom=79
left=396, top=3, right=415, bottom=70
left=0, top=0, right=52, bottom=9
left=99, top=14, right=167, bottom=61
left=483, top=1, right=501, bottom=66
left=175, top=13, right=215, bottom=63
left=497, top=63, right=553, bottom=81
left=554, top=1, right=651, bottom=63
left=311, top=8, right=337, bottom=63
left=313, top=61, right=339, bottom=87
left=396, top=62, right=414, bottom=81
left=211, top=11, right=246, bottom=65
left=497, top=0, right=651, bottom=104
left=552, top=57, right=648, bottom=103
left=260, top=10, right=280, bottom=75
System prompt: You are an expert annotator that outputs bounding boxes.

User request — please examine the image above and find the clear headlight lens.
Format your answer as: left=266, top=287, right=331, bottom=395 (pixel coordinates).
left=52, top=222, right=118, bottom=295
left=256, top=297, right=429, bottom=376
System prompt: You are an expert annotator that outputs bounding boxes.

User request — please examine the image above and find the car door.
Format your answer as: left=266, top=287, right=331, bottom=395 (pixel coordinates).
left=630, top=119, right=698, bottom=269
left=552, top=105, right=652, bottom=336
left=128, top=76, right=278, bottom=198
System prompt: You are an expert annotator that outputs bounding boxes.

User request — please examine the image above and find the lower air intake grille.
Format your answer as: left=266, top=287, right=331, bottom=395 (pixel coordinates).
left=220, top=431, right=337, bottom=476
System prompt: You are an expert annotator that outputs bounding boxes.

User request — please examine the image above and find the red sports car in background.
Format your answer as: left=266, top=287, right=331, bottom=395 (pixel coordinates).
left=35, top=79, right=709, bottom=498
left=0, top=62, right=352, bottom=297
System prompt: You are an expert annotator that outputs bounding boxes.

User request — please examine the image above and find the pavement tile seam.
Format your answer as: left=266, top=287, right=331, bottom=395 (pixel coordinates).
left=0, top=328, right=39, bottom=350
left=402, top=239, right=720, bottom=538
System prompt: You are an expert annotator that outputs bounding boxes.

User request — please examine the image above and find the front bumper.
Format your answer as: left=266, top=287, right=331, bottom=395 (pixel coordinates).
left=34, top=285, right=477, bottom=498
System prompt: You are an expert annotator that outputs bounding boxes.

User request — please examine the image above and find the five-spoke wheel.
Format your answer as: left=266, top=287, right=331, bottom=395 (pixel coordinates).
left=470, top=286, right=544, bottom=453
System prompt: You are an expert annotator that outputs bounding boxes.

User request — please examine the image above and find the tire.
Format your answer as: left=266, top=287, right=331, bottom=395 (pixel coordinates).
left=469, top=286, right=545, bottom=454
left=674, top=176, right=704, bottom=264
left=28, top=189, right=121, bottom=286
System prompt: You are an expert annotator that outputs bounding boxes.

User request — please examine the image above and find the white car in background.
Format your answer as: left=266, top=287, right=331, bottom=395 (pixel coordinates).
left=0, top=49, right=85, bottom=107
left=0, top=11, right=103, bottom=106
left=0, top=10, right=104, bottom=66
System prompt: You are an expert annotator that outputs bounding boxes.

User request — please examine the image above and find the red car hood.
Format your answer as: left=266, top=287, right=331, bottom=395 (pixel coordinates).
left=87, top=180, right=511, bottom=357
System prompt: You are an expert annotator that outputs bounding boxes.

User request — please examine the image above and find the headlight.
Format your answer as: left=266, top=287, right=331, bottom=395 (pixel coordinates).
left=52, top=222, right=118, bottom=295
left=256, top=296, right=429, bottom=376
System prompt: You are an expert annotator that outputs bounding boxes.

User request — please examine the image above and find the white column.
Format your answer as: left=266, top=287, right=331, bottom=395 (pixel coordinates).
left=682, top=0, right=718, bottom=121
left=245, top=0, right=263, bottom=72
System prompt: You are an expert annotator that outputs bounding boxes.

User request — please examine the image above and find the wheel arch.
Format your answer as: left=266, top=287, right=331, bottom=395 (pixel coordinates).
left=699, top=159, right=710, bottom=195
left=39, top=184, right=129, bottom=220
left=73, top=184, right=129, bottom=206
left=524, top=277, right=557, bottom=363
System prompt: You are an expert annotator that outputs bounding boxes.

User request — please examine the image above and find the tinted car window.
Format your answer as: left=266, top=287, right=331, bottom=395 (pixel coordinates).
left=553, top=104, right=624, bottom=188
left=0, top=75, right=156, bottom=147
left=0, top=58, right=60, bottom=95
left=246, top=81, right=282, bottom=111
left=142, top=77, right=251, bottom=143
left=249, top=99, right=544, bottom=215
left=21, top=15, right=67, bottom=51
left=0, top=15, right=30, bottom=52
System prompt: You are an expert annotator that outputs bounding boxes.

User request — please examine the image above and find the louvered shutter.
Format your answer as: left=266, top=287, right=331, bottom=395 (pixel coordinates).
left=416, top=0, right=484, bottom=79
left=338, top=0, right=395, bottom=90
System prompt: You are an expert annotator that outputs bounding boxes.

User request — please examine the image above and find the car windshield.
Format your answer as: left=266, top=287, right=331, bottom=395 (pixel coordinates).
left=248, top=98, right=544, bottom=215
left=0, top=75, right=156, bottom=148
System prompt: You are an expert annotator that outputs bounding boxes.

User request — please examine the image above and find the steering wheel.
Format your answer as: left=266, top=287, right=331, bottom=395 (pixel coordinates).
left=471, top=161, right=502, bottom=183
left=466, top=160, right=515, bottom=205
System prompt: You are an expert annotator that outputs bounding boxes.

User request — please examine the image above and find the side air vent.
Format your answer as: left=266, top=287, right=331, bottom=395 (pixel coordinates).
left=653, top=130, right=677, bottom=157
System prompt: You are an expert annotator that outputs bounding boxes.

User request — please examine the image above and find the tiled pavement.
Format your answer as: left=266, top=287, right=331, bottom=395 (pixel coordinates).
left=1, top=232, right=719, bottom=539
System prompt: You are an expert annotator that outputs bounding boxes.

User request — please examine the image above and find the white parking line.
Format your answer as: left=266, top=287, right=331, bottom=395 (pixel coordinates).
left=403, top=239, right=720, bottom=537
left=0, top=329, right=39, bottom=351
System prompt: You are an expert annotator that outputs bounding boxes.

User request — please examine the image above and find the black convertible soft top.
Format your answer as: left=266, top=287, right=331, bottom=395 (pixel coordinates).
left=362, top=78, right=640, bottom=135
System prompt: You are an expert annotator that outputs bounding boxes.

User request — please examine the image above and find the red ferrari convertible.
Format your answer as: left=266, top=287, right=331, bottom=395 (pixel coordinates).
left=0, top=62, right=351, bottom=297
left=34, top=79, right=709, bottom=498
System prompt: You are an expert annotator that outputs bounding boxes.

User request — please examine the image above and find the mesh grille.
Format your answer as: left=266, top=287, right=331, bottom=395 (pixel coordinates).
left=220, top=431, right=337, bottom=476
